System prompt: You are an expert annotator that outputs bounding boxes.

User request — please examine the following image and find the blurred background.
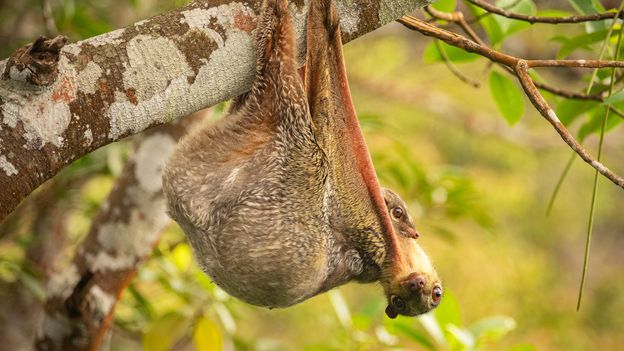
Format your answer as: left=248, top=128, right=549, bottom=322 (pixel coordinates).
left=1, top=0, right=623, bottom=350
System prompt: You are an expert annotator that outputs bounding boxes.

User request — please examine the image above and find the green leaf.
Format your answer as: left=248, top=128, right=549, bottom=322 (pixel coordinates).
left=193, top=317, right=223, bottom=351
left=170, top=243, right=192, bottom=271
left=496, top=0, right=535, bottom=37
left=568, top=0, right=605, bottom=15
left=128, top=284, right=154, bottom=319
left=423, top=41, right=481, bottom=63
left=387, top=318, right=435, bottom=350
left=480, top=14, right=505, bottom=46
left=469, top=316, right=516, bottom=344
left=143, top=312, right=190, bottom=351
left=432, top=0, right=456, bottom=13
left=418, top=313, right=447, bottom=348
left=554, top=30, right=613, bottom=59
left=446, top=324, right=475, bottom=348
left=568, top=0, right=606, bottom=32
left=328, top=290, right=352, bottom=329
left=578, top=106, right=623, bottom=140
left=434, top=290, right=461, bottom=326
left=555, top=99, right=599, bottom=125
left=488, top=71, right=525, bottom=125
left=603, top=89, right=624, bottom=105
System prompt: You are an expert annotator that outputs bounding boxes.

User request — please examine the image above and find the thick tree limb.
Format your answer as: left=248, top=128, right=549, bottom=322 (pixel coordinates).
left=36, top=111, right=207, bottom=351
left=0, top=0, right=430, bottom=224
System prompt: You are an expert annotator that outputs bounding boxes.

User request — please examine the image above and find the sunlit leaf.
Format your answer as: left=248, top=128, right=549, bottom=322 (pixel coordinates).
left=387, top=318, right=435, bottom=350
left=556, top=99, right=599, bottom=125
left=193, top=317, right=223, bottom=351
left=143, top=312, right=190, bottom=351
left=432, top=0, right=456, bottom=13
left=578, top=106, right=623, bottom=140
left=480, top=15, right=505, bottom=46
left=433, top=290, right=461, bottom=326
left=602, top=89, right=624, bottom=105
left=328, top=290, right=352, bottom=329
left=488, top=71, right=525, bottom=125
left=495, top=0, right=535, bottom=36
left=568, top=0, right=606, bottom=32
left=469, top=315, right=516, bottom=344
left=419, top=313, right=447, bottom=349
left=215, top=303, right=236, bottom=334
left=568, top=0, right=606, bottom=14
left=554, top=30, right=613, bottom=59
left=170, top=243, right=192, bottom=271
left=128, top=284, right=154, bottom=319
left=446, top=324, right=475, bottom=348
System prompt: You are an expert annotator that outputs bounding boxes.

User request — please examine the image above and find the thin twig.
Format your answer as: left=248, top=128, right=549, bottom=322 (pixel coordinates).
left=467, top=0, right=623, bottom=24
left=434, top=40, right=480, bottom=87
left=527, top=59, right=624, bottom=68
left=547, top=3, right=624, bottom=216
left=534, top=82, right=604, bottom=101
left=397, top=15, right=624, bottom=190
left=425, top=5, right=605, bottom=101
left=425, top=5, right=483, bottom=45
left=577, top=18, right=624, bottom=312
left=468, top=0, right=523, bottom=23
left=546, top=152, right=576, bottom=216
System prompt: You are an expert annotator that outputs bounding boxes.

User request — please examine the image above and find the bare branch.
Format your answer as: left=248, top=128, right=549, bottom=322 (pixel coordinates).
left=398, top=15, right=624, bottom=190
left=533, top=81, right=604, bottom=101
left=527, top=59, right=624, bottom=69
left=467, top=0, right=623, bottom=24
left=434, top=40, right=480, bottom=87
left=424, top=5, right=611, bottom=102
left=514, top=62, right=623, bottom=188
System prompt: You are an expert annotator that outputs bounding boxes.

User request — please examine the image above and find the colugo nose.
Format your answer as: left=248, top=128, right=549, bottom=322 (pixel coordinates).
left=402, top=273, right=426, bottom=292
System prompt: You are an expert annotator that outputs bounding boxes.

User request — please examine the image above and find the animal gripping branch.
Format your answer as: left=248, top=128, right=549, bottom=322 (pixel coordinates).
left=163, top=0, right=441, bottom=318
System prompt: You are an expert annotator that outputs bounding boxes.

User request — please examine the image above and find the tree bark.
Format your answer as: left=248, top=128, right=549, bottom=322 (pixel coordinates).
left=36, top=110, right=207, bottom=351
left=0, top=0, right=429, bottom=223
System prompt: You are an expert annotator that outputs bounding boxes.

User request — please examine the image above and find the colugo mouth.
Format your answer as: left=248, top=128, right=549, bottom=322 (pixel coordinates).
left=382, top=235, right=443, bottom=318
left=384, top=279, right=443, bottom=318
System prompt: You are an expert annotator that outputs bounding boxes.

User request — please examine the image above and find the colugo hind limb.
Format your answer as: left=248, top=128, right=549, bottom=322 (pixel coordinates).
left=163, top=0, right=441, bottom=318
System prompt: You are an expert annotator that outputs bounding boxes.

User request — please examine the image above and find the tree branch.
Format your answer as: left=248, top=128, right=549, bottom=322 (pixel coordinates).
left=467, top=0, right=623, bottom=24
left=0, top=0, right=430, bottom=224
left=36, top=111, right=207, bottom=351
left=397, top=15, right=624, bottom=190
left=424, top=5, right=605, bottom=101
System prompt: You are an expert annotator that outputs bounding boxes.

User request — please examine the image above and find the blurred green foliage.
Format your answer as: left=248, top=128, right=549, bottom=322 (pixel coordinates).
left=1, top=0, right=624, bottom=350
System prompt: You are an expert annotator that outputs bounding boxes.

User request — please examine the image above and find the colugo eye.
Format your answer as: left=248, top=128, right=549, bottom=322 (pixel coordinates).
left=391, top=295, right=406, bottom=310
left=432, top=286, right=443, bottom=305
left=392, top=207, right=404, bottom=219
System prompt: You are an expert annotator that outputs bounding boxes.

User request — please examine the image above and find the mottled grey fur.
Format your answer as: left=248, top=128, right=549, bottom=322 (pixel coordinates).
left=163, top=0, right=441, bottom=315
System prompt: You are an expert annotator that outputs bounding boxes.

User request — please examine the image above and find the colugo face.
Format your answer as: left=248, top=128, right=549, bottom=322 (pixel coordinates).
left=381, top=188, right=442, bottom=318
